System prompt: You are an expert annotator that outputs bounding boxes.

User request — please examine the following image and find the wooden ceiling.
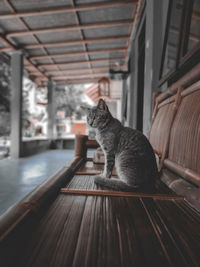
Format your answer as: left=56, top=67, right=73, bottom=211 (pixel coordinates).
left=0, top=0, right=143, bottom=85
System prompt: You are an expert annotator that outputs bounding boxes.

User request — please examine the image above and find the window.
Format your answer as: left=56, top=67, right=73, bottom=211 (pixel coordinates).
left=159, top=0, right=200, bottom=86
left=161, top=0, right=184, bottom=78
left=186, top=0, right=200, bottom=53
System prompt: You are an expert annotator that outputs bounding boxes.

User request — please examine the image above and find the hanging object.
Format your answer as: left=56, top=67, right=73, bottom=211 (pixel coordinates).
left=98, top=77, right=110, bottom=97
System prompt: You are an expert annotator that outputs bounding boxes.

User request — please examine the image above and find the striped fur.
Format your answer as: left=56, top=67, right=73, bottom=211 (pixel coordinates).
left=86, top=99, right=158, bottom=191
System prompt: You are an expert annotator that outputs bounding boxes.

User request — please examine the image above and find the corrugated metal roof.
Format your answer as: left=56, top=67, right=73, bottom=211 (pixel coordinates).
left=0, top=0, right=143, bottom=86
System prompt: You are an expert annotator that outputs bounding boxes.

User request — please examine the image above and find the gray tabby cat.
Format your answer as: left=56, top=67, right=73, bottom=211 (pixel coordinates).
left=84, top=99, right=158, bottom=192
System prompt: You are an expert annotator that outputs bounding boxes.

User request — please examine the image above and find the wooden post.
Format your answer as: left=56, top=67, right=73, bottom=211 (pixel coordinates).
left=10, top=51, right=23, bottom=158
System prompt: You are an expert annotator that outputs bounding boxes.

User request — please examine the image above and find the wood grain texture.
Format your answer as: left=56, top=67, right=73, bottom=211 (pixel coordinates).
left=1, top=166, right=200, bottom=267
left=77, top=160, right=104, bottom=174
left=149, top=68, right=200, bottom=187
left=168, top=89, right=200, bottom=174
left=64, top=174, right=175, bottom=195
left=149, top=102, right=175, bottom=156
left=77, top=161, right=118, bottom=176
left=13, top=194, right=200, bottom=267
left=60, top=188, right=182, bottom=200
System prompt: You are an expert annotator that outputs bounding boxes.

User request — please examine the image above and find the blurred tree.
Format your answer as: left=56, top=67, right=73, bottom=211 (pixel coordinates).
left=0, top=60, right=36, bottom=137
left=0, top=56, right=46, bottom=138
left=55, top=84, right=86, bottom=137
left=0, top=112, right=10, bottom=137
left=0, top=61, right=10, bottom=112
left=22, top=79, right=34, bottom=130
left=0, top=60, right=11, bottom=136
left=55, top=84, right=85, bottom=119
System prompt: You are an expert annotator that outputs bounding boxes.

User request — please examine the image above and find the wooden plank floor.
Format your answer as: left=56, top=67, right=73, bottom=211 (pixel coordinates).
left=16, top=161, right=200, bottom=267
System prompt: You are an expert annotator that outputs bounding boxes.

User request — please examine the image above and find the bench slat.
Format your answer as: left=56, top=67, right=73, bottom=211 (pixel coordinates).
left=60, top=188, right=182, bottom=200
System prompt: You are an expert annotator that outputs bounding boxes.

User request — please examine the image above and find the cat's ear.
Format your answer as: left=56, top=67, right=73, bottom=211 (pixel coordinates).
left=97, top=98, right=108, bottom=112
left=80, top=105, right=90, bottom=113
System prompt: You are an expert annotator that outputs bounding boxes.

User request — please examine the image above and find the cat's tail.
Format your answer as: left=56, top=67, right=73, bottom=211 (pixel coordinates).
left=94, top=176, right=139, bottom=192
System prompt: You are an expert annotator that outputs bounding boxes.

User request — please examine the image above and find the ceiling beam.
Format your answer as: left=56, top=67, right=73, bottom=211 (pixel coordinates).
left=45, top=72, right=110, bottom=80
left=0, top=0, right=137, bottom=19
left=168, top=43, right=177, bottom=49
left=0, top=47, right=12, bottom=53
left=70, top=0, right=92, bottom=72
left=37, top=57, right=125, bottom=69
left=176, top=4, right=200, bottom=20
left=0, top=0, right=136, bottom=85
left=6, top=20, right=133, bottom=39
left=0, top=36, right=129, bottom=52
left=30, top=47, right=127, bottom=61
left=0, top=34, right=48, bottom=80
left=49, top=78, right=102, bottom=85
left=0, top=35, right=13, bottom=50
left=29, top=64, right=124, bottom=76
left=45, top=66, right=114, bottom=75
left=2, top=0, right=57, bottom=80
left=31, top=69, right=108, bottom=77
left=170, top=27, right=200, bottom=42
left=23, top=35, right=129, bottom=50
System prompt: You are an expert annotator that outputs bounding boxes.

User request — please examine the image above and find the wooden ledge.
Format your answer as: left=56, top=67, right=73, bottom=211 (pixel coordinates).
left=75, top=172, right=101, bottom=175
left=75, top=172, right=117, bottom=176
left=60, top=188, right=183, bottom=200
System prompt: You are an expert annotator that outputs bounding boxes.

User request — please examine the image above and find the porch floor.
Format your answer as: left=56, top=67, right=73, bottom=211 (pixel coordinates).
left=0, top=149, right=74, bottom=216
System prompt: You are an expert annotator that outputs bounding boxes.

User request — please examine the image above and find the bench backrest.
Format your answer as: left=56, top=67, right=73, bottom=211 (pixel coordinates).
left=149, top=64, right=200, bottom=191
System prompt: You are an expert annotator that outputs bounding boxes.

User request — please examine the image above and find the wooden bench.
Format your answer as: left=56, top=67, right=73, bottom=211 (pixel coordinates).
left=149, top=63, right=200, bottom=211
left=0, top=65, right=200, bottom=266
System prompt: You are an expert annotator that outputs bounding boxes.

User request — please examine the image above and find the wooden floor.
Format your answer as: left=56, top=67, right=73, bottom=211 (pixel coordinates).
left=16, top=160, right=200, bottom=267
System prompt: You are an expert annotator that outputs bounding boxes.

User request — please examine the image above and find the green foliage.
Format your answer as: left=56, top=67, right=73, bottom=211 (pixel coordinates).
left=0, top=111, right=10, bottom=136
left=22, top=80, right=34, bottom=128
left=0, top=62, right=10, bottom=113
left=55, top=84, right=85, bottom=119
left=0, top=60, right=11, bottom=136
